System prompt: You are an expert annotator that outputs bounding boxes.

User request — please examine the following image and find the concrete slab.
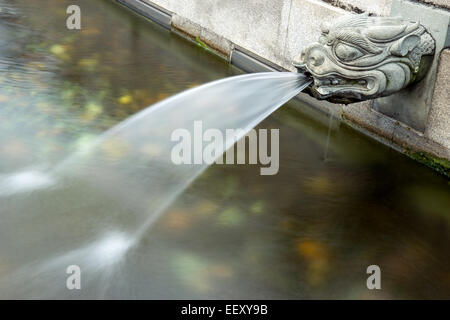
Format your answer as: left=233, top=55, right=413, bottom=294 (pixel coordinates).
left=285, top=0, right=348, bottom=72
left=148, top=0, right=292, bottom=69
left=373, top=0, right=450, bottom=132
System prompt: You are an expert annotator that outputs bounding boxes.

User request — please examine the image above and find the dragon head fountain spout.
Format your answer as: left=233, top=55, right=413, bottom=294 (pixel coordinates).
left=293, top=13, right=435, bottom=104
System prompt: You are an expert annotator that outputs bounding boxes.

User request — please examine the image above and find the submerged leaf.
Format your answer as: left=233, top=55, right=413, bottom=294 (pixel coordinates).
left=171, top=253, right=211, bottom=293
left=78, top=58, right=99, bottom=69
left=296, top=240, right=331, bottom=286
left=217, top=207, right=244, bottom=227
left=82, top=102, right=103, bottom=120
left=118, top=94, right=133, bottom=105
left=303, top=175, right=334, bottom=195
left=49, top=44, right=66, bottom=56
left=165, top=210, right=191, bottom=231
left=250, top=201, right=265, bottom=214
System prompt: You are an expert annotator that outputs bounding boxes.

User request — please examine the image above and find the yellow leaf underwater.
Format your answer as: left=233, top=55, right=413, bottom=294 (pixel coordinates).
left=81, top=28, right=101, bottom=36
left=78, top=58, right=98, bottom=68
left=118, top=94, right=133, bottom=105
left=296, top=240, right=331, bottom=287
left=303, top=174, right=334, bottom=196
left=50, top=44, right=66, bottom=56
left=81, top=102, right=103, bottom=120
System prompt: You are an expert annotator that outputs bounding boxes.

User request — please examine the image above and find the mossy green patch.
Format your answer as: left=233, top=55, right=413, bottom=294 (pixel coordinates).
left=195, top=36, right=208, bottom=50
left=408, top=151, right=450, bottom=179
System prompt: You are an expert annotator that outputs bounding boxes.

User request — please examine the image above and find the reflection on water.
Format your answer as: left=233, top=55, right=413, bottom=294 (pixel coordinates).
left=0, top=0, right=449, bottom=299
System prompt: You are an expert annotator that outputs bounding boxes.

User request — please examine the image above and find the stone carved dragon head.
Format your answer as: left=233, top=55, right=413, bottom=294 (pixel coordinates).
left=293, top=14, right=435, bottom=104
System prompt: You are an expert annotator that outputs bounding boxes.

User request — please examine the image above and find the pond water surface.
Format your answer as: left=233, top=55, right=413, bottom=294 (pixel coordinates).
left=0, top=0, right=449, bottom=299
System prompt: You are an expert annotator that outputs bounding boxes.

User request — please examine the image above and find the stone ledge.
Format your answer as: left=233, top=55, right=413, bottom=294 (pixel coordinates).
left=293, top=94, right=449, bottom=162
left=171, top=14, right=233, bottom=58
left=117, top=0, right=171, bottom=29
left=342, top=101, right=449, bottom=159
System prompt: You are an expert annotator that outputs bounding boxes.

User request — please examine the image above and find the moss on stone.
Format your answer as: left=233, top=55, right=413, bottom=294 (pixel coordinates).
left=195, top=36, right=208, bottom=50
left=408, top=151, right=450, bottom=178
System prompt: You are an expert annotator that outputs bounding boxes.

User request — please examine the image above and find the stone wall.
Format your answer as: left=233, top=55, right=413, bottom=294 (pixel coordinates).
left=426, top=49, right=450, bottom=150
left=149, top=0, right=351, bottom=71
left=134, top=0, right=450, bottom=168
left=321, top=0, right=392, bottom=14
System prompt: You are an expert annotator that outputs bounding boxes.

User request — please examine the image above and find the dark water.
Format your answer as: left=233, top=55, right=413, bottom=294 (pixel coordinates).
left=0, top=0, right=449, bottom=299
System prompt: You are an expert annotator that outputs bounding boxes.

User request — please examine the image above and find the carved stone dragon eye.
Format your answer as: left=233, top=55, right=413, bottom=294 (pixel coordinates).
left=334, top=43, right=365, bottom=61
left=292, top=13, right=435, bottom=104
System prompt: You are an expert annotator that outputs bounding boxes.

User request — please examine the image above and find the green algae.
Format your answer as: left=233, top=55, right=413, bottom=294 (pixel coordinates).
left=408, top=151, right=450, bottom=179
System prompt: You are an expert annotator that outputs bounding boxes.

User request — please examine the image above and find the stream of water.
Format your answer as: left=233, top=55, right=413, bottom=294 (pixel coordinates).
left=0, top=72, right=310, bottom=298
